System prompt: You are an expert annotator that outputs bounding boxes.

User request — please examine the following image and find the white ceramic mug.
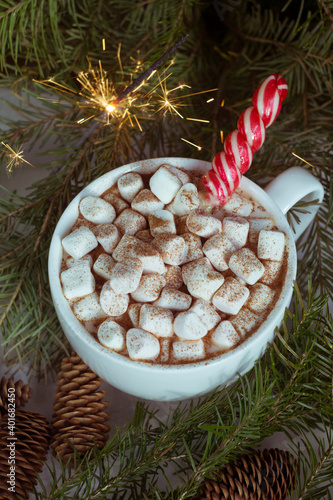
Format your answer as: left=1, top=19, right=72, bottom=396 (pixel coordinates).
left=48, top=158, right=324, bottom=401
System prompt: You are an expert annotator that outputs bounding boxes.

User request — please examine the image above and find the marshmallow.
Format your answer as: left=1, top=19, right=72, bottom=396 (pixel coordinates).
left=110, top=258, right=143, bottom=294
left=154, top=287, right=192, bottom=311
left=182, top=258, right=212, bottom=286
left=175, top=215, right=190, bottom=234
left=168, top=183, right=200, bottom=216
left=203, top=234, right=236, bottom=272
left=136, top=229, right=154, bottom=244
left=186, top=213, right=222, bottom=238
left=62, top=226, right=98, bottom=260
left=248, top=218, right=274, bottom=245
left=73, top=292, right=106, bottom=321
left=230, top=308, right=258, bottom=336
left=260, top=260, right=283, bottom=285
left=160, top=339, right=171, bottom=363
left=212, top=277, right=250, bottom=315
left=79, top=196, right=116, bottom=224
left=117, top=172, right=144, bottom=202
left=131, top=189, right=164, bottom=217
left=100, top=281, right=129, bottom=316
left=181, top=233, right=203, bottom=263
left=93, top=253, right=116, bottom=280
left=61, top=263, right=95, bottom=300
left=229, top=248, right=265, bottom=285
left=102, top=192, right=129, bottom=214
left=97, top=319, right=126, bottom=351
left=211, top=321, right=240, bottom=349
left=222, top=217, right=249, bottom=249
left=257, top=230, right=285, bottom=261
left=163, top=164, right=190, bottom=185
left=189, top=299, right=221, bottom=330
left=152, top=234, right=187, bottom=265
left=112, top=235, right=165, bottom=274
left=174, top=311, right=208, bottom=340
left=149, top=166, right=182, bottom=204
left=66, top=254, right=93, bottom=268
left=163, top=265, right=183, bottom=289
left=223, top=193, right=253, bottom=217
left=187, top=266, right=224, bottom=302
left=126, top=328, right=160, bottom=361
left=92, top=223, right=120, bottom=253
left=172, top=340, right=205, bottom=362
left=139, top=304, right=174, bottom=337
left=128, top=303, right=142, bottom=328
left=114, top=209, right=147, bottom=236
left=246, top=283, right=274, bottom=313
left=149, top=210, right=176, bottom=237
left=131, top=274, right=166, bottom=302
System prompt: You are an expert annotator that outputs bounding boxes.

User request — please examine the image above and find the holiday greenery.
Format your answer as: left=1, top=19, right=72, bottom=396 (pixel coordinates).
left=0, top=0, right=332, bottom=498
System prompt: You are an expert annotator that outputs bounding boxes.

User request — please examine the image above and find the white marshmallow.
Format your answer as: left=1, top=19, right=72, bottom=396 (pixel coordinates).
left=211, top=321, right=240, bottom=349
left=154, top=287, right=192, bottom=311
left=114, top=208, right=147, bottom=236
left=222, top=217, right=249, bottom=249
left=73, top=292, right=106, bottom=321
left=62, top=226, right=98, bottom=260
left=257, top=230, right=285, bottom=261
left=260, top=260, right=283, bottom=286
left=110, top=258, right=143, bottom=294
left=230, top=308, right=258, bottom=336
left=172, top=340, right=205, bottom=362
left=117, top=172, right=144, bottom=202
left=131, top=274, right=166, bottom=302
left=102, top=192, right=129, bottom=214
left=168, top=183, right=200, bottom=216
left=212, top=277, right=249, bottom=315
left=112, top=235, right=165, bottom=274
left=149, top=210, right=176, bottom=237
left=186, top=213, right=222, bottom=238
left=100, top=281, right=129, bottom=316
left=182, top=258, right=212, bottom=286
left=66, top=254, right=93, bottom=268
left=79, top=196, right=116, bottom=224
left=223, top=193, right=253, bottom=217
left=163, top=164, right=190, bottom=185
left=189, top=299, right=221, bottom=330
left=97, top=319, right=126, bottom=351
left=181, top=233, right=203, bottom=263
left=93, top=253, right=116, bottom=280
left=126, top=328, right=160, bottom=360
left=174, top=311, right=208, bottom=340
left=187, top=266, right=224, bottom=302
left=149, top=166, right=182, bottom=204
left=131, top=189, right=164, bottom=217
left=229, top=248, right=265, bottom=285
left=128, top=303, right=142, bottom=328
left=152, top=234, right=187, bottom=265
left=136, top=229, right=154, bottom=244
left=248, top=218, right=274, bottom=245
left=246, top=283, right=274, bottom=313
left=160, top=339, right=171, bottom=363
left=61, top=263, right=95, bottom=300
left=163, top=265, right=183, bottom=289
left=139, top=304, right=174, bottom=337
left=203, top=234, right=236, bottom=271
left=92, top=223, right=120, bottom=253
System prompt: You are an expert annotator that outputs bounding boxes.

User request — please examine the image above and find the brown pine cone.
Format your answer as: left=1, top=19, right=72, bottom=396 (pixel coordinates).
left=51, top=352, right=110, bottom=464
left=199, top=448, right=297, bottom=500
left=0, top=409, right=50, bottom=500
left=0, top=376, right=33, bottom=411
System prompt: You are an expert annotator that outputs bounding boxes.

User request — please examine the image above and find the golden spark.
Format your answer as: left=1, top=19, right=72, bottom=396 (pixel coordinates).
left=181, top=138, right=202, bottom=151
left=292, top=152, right=315, bottom=168
left=2, top=142, right=35, bottom=173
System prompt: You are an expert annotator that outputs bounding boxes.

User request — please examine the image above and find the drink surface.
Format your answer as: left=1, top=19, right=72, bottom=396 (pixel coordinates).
left=60, top=164, right=288, bottom=365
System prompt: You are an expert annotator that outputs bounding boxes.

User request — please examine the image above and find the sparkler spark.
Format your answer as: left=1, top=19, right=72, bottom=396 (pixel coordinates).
left=1, top=142, right=35, bottom=173
left=292, top=152, right=315, bottom=168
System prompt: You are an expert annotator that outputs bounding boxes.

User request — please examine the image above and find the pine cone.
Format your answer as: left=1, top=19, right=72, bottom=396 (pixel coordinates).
left=51, top=352, right=110, bottom=464
left=0, top=409, right=50, bottom=500
left=199, top=448, right=297, bottom=500
left=0, top=376, right=33, bottom=411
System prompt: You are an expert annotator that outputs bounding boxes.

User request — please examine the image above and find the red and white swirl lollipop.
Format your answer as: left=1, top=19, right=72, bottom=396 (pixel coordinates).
left=202, top=74, right=288, bottom=205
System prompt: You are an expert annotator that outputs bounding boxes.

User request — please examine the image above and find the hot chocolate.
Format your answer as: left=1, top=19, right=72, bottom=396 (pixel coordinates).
left=60, top=163, right=288, bottom=365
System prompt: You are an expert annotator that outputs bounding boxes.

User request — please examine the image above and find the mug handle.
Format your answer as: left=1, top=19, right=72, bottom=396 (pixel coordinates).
left=264, top=166, right=324, bottom=241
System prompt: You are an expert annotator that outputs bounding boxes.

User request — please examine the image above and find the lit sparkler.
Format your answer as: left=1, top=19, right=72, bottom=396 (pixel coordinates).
left=1, top=142, right=35, bottom=173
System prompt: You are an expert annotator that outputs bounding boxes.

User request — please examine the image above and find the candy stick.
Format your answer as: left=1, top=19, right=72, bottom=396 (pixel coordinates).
left=202, top=74, right=288, bottom=205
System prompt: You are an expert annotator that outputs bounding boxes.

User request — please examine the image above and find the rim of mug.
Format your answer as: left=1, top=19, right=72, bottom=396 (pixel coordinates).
left=48, top=157, right=297, bottom=372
